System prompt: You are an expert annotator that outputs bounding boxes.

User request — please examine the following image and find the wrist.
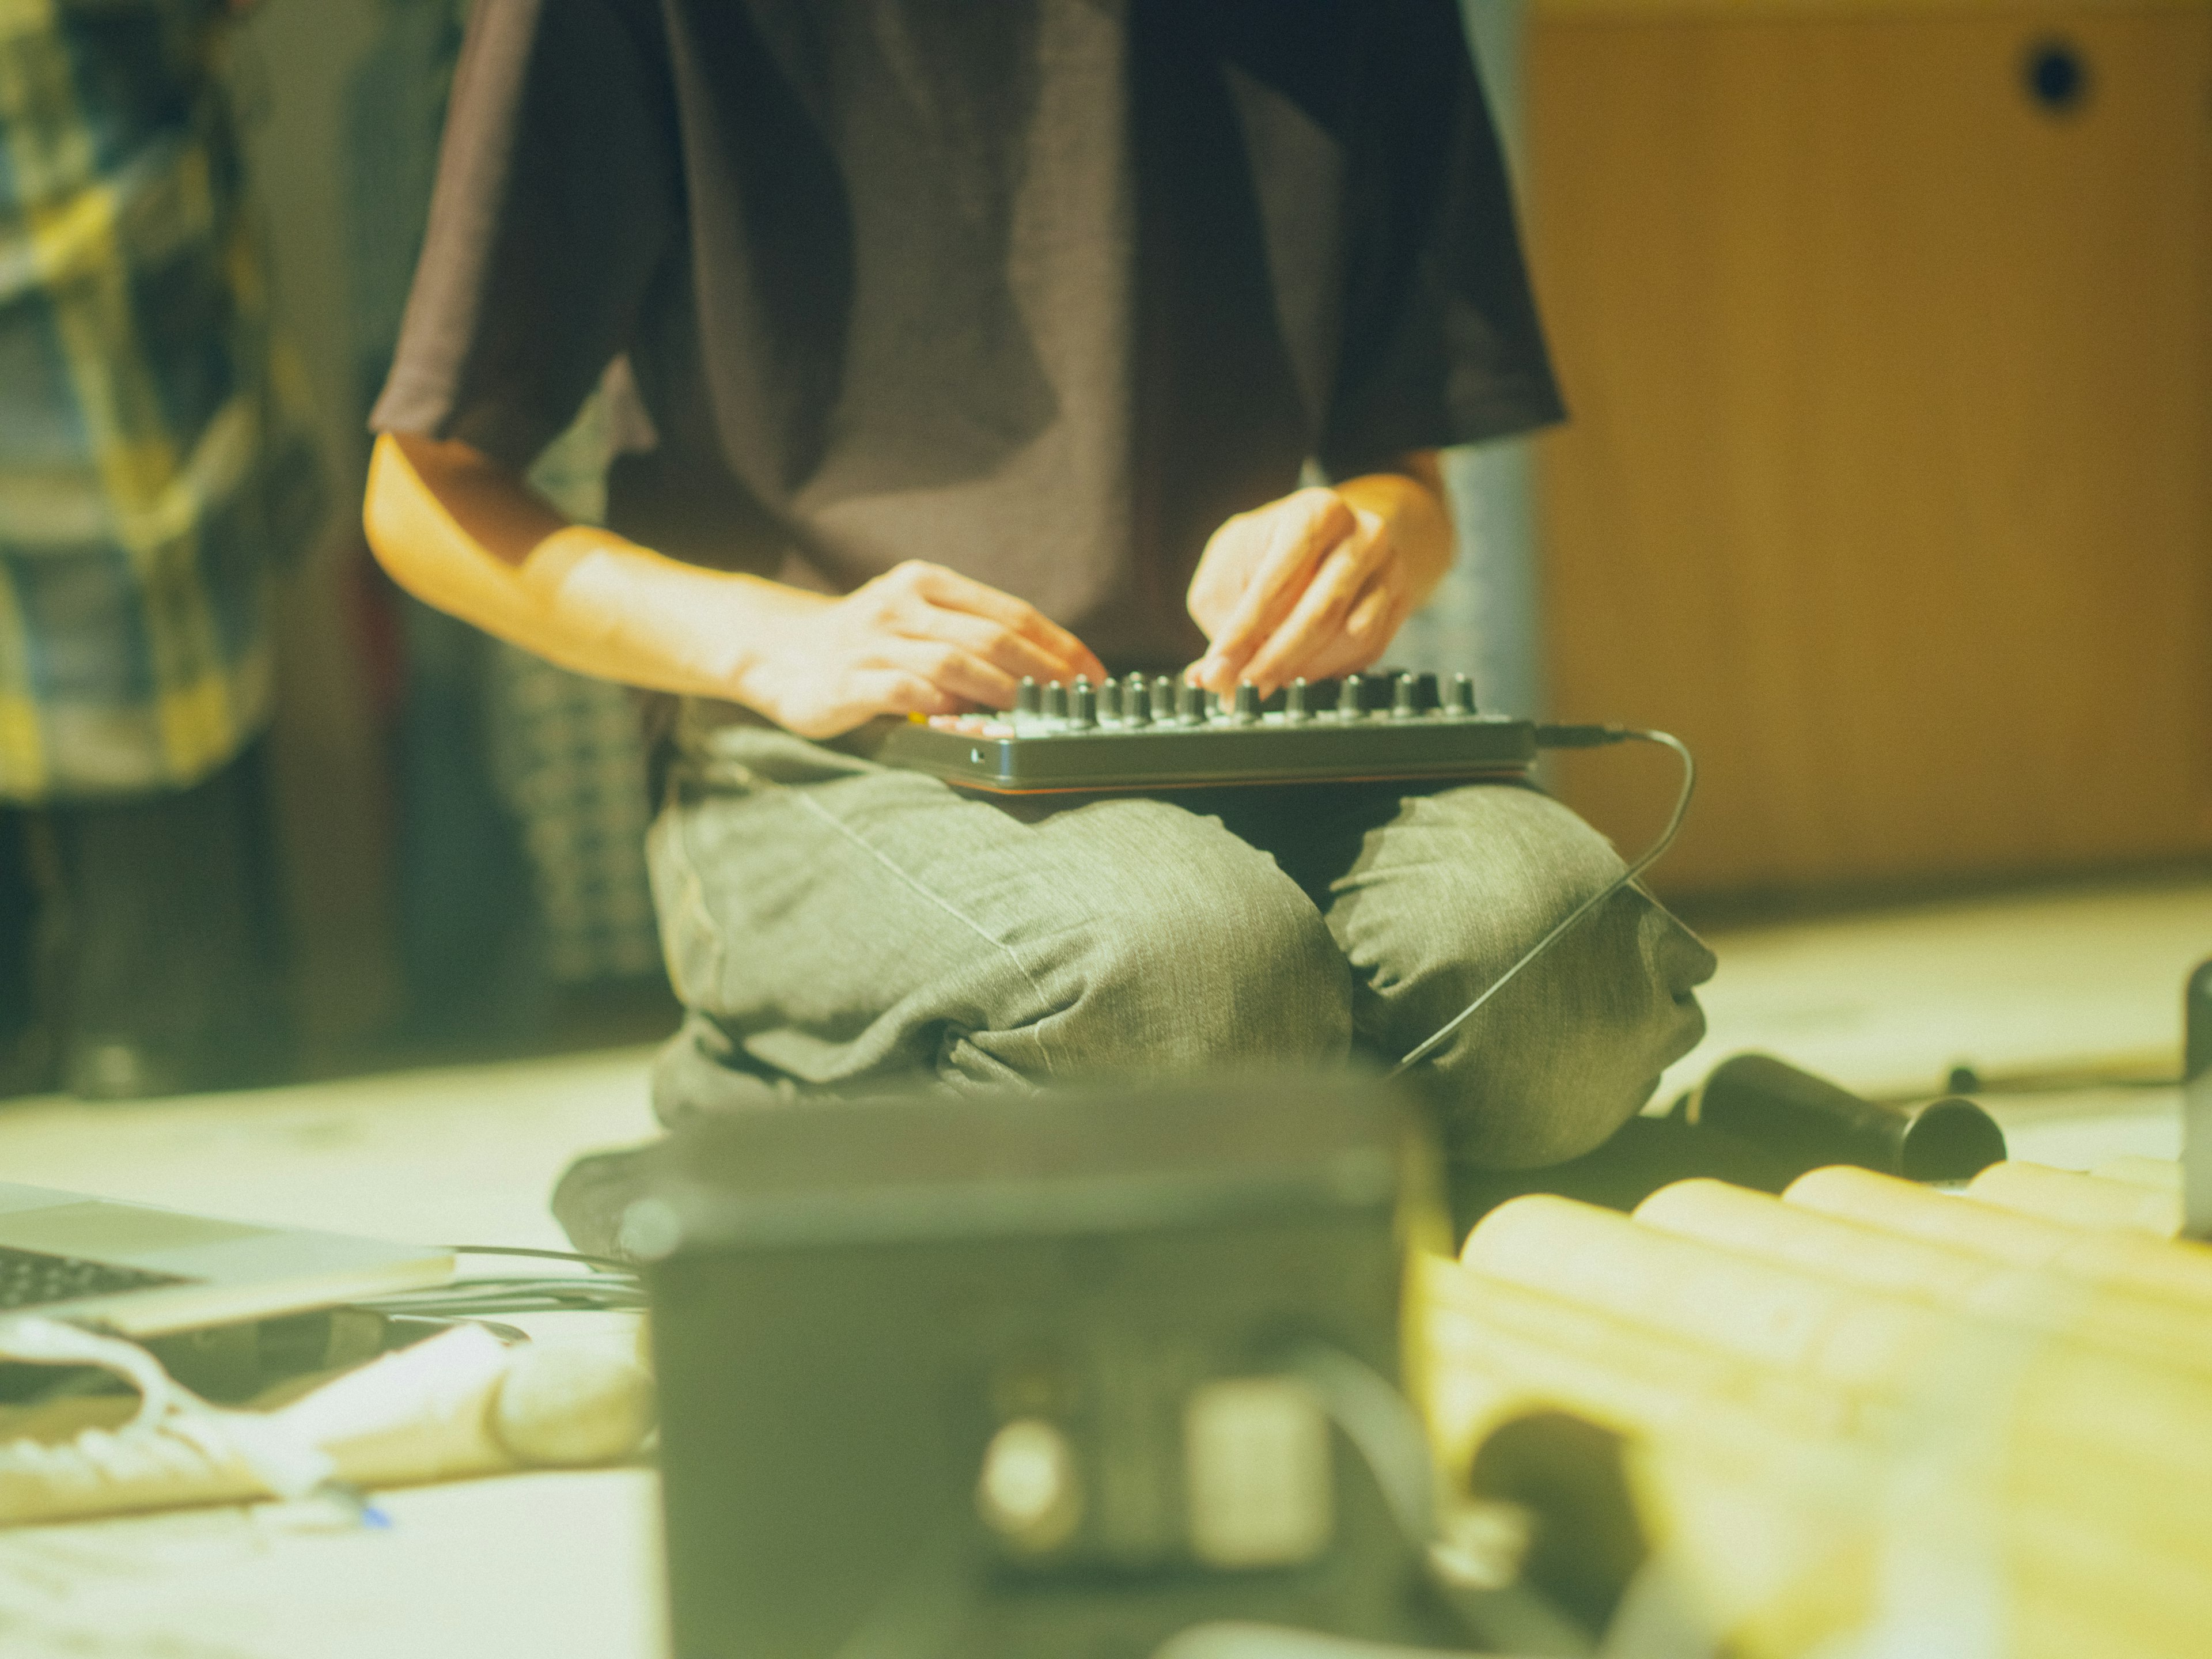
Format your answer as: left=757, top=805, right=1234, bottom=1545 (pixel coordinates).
left=1335, top=470, right=1453, bottom=607
left=521, top=528, right=827, bottom=703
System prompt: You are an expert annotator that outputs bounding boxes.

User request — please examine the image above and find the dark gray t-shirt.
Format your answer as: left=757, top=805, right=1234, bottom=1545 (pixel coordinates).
left=372, top=0, right=1562, bottom=670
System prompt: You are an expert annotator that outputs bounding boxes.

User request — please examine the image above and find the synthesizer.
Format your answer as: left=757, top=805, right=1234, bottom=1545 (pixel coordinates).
left=872, top=670, right=1537, bottom=793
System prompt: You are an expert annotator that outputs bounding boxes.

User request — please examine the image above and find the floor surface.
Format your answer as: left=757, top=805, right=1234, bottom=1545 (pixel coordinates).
left=0, top=870, right=2203, bottom=1656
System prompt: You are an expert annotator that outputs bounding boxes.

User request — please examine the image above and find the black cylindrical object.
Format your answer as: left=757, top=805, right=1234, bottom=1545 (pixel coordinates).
left=1678, top=1052, right=2006, bottom=1183
left=2186, top=957, right=2212, bottom=1084
left=2187, top=960, right=2212, bottom=1241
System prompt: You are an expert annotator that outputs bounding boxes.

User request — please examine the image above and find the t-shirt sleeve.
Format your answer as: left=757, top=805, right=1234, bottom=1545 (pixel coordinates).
left=1317, top=0, right=1565, bottom=480
left=369, top=0, right=680, bottom=472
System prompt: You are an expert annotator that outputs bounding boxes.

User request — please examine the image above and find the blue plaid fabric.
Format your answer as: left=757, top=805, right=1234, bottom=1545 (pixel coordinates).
left=0, top=0, right=321, bottom=802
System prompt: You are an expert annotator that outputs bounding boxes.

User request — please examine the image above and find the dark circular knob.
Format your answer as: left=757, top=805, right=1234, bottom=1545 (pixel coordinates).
left=1285, top=678, right=1309, bottom=722
left=1232, top=683, right=1259, bottom=722
left=1124, top=676, right=1150, bottom=724
left=1071, top=677, right=1097, bottom=728
left=1392, top=673, right=1416, bottom=718
left=1016, top=676, right=1040, bottom=716
left=1448, top=673, right=1477, bottom=715
left=1043, top=680, right=1068, bottom=721
left=2022, top=36, right=2089, bottom=115
left=1153, top=676, right=1177, bottom=725
left=1339, top=673, right=1365, bottom=719
left=1097, top=677, right=1121, bottom=722
left=1177, top=679, right=1204, bottom=724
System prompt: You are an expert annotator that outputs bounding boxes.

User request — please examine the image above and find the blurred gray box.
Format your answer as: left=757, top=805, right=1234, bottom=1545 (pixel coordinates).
left=2186, top=960, right=2211, bottom=1240
left=631, top=1073, right=1453, bottom=1658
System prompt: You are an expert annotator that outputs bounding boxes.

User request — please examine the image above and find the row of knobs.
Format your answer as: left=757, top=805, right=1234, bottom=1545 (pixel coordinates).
left=1013, top=672, right=1478, bottom=728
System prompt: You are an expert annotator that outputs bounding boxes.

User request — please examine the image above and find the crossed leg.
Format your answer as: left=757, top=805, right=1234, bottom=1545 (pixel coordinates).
left=646, top=719, right=1714, bottom=1169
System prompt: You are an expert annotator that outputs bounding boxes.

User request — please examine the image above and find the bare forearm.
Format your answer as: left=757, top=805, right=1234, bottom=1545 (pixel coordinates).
left=361, top=433, right=1103, bottom=737
left=363, top=433, right=819, bottom=701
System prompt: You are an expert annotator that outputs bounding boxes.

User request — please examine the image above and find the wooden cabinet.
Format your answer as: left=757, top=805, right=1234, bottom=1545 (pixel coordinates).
left=1525, top=1, right=2212, bottom=896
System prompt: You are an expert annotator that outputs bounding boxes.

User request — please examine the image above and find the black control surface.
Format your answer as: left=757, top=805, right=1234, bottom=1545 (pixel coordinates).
left=873, top=671, right=1537, bottom=793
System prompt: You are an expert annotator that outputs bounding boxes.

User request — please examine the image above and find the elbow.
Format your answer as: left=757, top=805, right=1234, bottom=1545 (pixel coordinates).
left=360, top=431, right=576, bottom=654
left=362, top=434, right=421, bottom=591
left=362, top=432, right=468, bottom=615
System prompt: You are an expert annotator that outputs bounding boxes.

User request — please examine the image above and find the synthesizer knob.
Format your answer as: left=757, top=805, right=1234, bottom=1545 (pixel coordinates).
left=1177, top=679, right=1204, bottom=724
left=1098, top=677, right=1121, bottom=722
left=1153, top=676, right=1177, bottom=725
left=1448, top=673, right=1478, bottom=715
left=1016, top=676, right=1040, bottom=717
left=1392, top=672, right=1416, bottom=719
left=1339, top=673, right=1364, bottom=719
left=1044, top=680, right=1068, bottom=721
left=1232, top=682, right=1259, bottom=723
left=1125, top=676, right=1150, bottom=723
left=1071, top=677, right=1098, bottom=728
left=1285, top=679, right=1309, bottom=722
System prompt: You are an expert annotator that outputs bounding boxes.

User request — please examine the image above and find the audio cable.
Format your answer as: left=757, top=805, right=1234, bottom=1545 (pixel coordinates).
left=1389, top=726, right=1696, bottom=1077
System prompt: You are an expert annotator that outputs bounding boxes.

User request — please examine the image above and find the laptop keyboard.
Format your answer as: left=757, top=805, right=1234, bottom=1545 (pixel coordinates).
left=0, top=1245, right=188, bottom=1309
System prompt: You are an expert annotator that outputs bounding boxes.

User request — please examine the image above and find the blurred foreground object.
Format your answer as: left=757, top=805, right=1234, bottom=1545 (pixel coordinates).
left=1425, top=1158, right=2212, bottom=1658
left=2185, top=957, right=2211, bottom=1239
left=1965, top=1160, right=2181, bottom=1238
left=625, top=1073, right=1506, bottom=1659
left=0, top=1, right=324, bottom=1096
left=0, top=1320, right=651, bottom=1525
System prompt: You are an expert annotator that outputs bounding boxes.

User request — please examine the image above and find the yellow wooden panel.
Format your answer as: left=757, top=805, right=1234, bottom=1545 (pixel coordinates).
left=1529, top=7, right=2212, bottom=894
left=1535, top=1, right=2199, bottom=18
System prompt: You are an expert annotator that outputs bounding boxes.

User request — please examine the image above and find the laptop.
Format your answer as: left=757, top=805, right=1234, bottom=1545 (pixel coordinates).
left=0, top=1181, right=454, bottom=1338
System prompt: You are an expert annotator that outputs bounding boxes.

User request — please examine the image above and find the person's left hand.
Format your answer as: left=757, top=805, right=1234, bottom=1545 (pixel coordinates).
left=1184, top=457, right=1453, bottom=698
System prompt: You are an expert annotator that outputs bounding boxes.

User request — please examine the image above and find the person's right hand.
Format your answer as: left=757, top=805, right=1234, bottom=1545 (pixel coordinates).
left=733, top=560, right=1107, bottom=738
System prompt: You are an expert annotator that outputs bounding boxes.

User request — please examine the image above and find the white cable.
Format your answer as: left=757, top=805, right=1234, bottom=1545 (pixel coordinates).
left=1390, top=729, right=1695, bottom=1078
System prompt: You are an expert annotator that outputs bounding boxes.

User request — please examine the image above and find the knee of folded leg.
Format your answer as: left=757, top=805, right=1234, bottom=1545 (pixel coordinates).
left=1425, top=908, right=1711, bottom=1170
left=1439, top=1063, right=1655, bottom=1171
left=1076, top=878, right=1351, bottom=1070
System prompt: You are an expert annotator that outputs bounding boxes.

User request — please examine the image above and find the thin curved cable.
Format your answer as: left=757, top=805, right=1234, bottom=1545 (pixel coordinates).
left=1391, top=729, right=1695, bottom=1077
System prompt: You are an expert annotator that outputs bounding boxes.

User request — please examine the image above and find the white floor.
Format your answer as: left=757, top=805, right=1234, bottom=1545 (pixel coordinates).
left=0, top=871, right=2203, bottom=1656
left=1661, top=872, right=2212, bottom=1171
left=4, top=872, right=2203, bottom=1240
left=0, top=1044, right=662, bottom=1249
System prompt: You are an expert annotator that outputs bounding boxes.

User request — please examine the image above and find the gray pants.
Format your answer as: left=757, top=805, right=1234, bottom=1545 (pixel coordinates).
left=646, top=708, right=1715, bottom=1171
